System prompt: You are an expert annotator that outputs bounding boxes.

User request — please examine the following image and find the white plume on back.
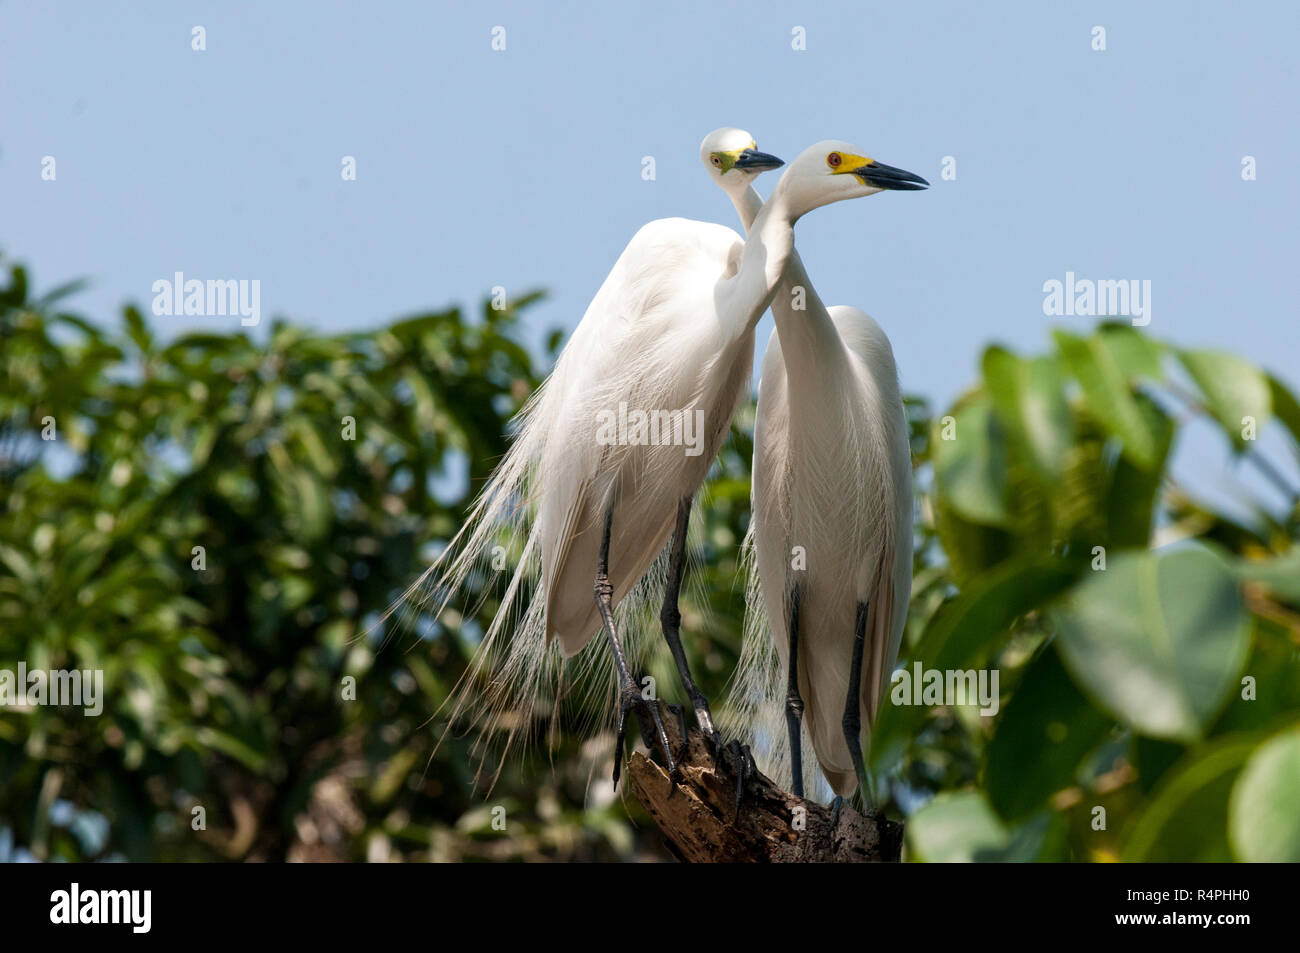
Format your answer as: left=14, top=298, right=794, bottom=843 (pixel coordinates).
left=724, top=305, right=912, bottom=799
left=384, top=216, right=755, bottom=785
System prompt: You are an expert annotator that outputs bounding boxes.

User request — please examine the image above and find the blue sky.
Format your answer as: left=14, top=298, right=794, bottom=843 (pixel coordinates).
left=3, top=1, right=1298, bottom=516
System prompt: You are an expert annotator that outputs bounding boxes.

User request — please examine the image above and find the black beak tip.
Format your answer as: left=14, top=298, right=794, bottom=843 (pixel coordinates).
left=857, top=162, right=930, bottom=191
left=734, top=148, right=785, bottom=172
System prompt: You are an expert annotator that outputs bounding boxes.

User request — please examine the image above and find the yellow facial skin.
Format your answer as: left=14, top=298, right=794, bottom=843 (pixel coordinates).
left=710, top=140, right=759, bottom=174
left=827, top=151, right=875, bottom=175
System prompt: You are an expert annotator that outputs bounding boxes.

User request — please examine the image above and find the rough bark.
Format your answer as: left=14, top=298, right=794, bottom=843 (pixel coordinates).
left=626, top=700, right=903, bottom=863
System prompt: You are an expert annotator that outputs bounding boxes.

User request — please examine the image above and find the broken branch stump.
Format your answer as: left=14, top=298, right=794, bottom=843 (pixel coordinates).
left=625, top=700, right=903, bottom=862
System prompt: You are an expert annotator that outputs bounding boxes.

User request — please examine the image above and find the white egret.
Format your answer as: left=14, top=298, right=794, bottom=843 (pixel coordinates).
left=717, top=133, right=925, bottom=809
left=395, top=133, right=909, bottom=795
left=392, top=129, right=784, bottom=785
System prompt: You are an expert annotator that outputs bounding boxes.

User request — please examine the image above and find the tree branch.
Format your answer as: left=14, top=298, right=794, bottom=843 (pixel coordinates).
left=626, top=700, right=903, bottom=862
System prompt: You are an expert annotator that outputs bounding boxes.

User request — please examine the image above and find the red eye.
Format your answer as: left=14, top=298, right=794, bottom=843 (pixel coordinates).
left=827, top=152, right=842, bottom=168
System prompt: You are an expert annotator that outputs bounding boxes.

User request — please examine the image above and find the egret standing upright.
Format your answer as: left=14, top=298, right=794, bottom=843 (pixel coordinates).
left=393, top=130, right=783, bottom=784
left=396, top=134, right=907, bottom=794
left=714, top=132, right=924, bottom=809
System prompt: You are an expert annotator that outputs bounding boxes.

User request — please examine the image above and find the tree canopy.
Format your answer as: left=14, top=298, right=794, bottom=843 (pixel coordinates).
left=2, top=259, right=1297, bottom=862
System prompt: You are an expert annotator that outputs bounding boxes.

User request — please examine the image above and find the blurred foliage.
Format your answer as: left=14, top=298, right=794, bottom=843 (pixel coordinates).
left=889, top=322, right=1300, bottom=862
left=0, top=260, right=653, bottom=861
left=2, top=259, right=1298, bottom=862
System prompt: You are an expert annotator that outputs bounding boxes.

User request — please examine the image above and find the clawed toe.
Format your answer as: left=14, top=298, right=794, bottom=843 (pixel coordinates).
left=725, top=739, right=755, bottom=819
left=702, top=736, right=754, bottom=819
left=612, top=692, right=678, bottom=790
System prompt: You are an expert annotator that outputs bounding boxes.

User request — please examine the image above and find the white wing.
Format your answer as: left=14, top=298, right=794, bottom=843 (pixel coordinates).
left=389, top=216, right=754, bottom=777
left=536, top=217, right=753, bottom=654
left=729, top=304, right=912, bottom=798
left=829, top=306, right=912, bottom=728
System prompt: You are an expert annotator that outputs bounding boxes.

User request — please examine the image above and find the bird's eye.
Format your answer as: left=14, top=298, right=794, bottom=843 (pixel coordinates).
left=711, top=155, right=722, bottom=167
left=827, top=152, right=842, bottom=168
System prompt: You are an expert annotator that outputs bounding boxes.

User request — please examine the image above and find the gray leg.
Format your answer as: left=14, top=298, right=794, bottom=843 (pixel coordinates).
left=659, top=495, right=753, bottom=815
left=785, top=587, right=805, bottom=798
left=596, top=501, right=675, bottom=788
left=842, top=600, right=874, bottom=811
left=659, top=496, right=719, bottom=742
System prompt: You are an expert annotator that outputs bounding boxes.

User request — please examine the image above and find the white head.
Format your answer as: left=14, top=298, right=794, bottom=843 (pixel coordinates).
left=699, top=127, right=785, bottom=200
left=772, top=139, right=929, bottom=220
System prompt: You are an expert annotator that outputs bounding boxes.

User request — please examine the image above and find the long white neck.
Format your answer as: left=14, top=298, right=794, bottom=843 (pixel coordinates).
left=718, top=186, right=795, bottom=340
left=726, top=184, right=765, bottom=235
left=725, top=184, right=845, bottom=386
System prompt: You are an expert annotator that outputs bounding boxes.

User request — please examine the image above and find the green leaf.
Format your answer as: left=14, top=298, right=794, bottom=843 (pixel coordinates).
left=2, top=264, right=29, bottom=307
left=1234, top=547, right=1300, bottom=605
left=403, top=367, right=439, bottom=434
left=931, top=499, right=1011, bottom=582
left=930, top=393, right=1010, bottom=526
left=924, top=558, right=1079, bottom=674
left=1267, top=374, right=1300, bottom=461
left=1054, top=329, right=1160, bottom=469
left=906, top=791, right=1059, bottom=862
left=32, top=277, right=90, bottom=309
left=871, top=557, right=1079, bottom=772
left=1055, top=546, right=1250, bottom=742
left=1228, top=727, right=1300, bottom=861
left=192, top=727, right=269, bottom=773
left=1130, top=736, right=1186, bottom=794
left=982, top=348, right=1073, bottom=481
left=1104, top=393, right=1174, bottom=548
left=0, top=544, right=36, bottom=584
left=1123, top=734, right=1259, bottom=861
left=123, top=306, right=153, bottom=356
left=986, top=645, right=1112, bottom=820
left=1098, top=323, right=1163, bottom=379
left=1211, top=617, right=1300, bottom=733
left=1177, top=349, right=1271, bottom=450
left=907, top=791, right=1008, bottom=862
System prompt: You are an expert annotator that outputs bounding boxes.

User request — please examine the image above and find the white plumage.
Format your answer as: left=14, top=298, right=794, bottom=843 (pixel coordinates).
left=535, top=217, right=755, bottom=655
left=392, top=130, right=917, bottom=791
left=390, top=129, right=785, bottom=774
left=750, top=306, right=913, bottom=796
left=714, top=132, right=924, bottom=800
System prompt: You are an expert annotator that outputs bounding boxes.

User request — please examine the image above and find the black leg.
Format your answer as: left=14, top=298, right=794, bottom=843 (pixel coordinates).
left=784, top=587, right=805, bottom=798
left=659, top=495, right=752, bottom=813
left=842, top=601, right=874, bottom=811
left=726, top=739, right=756, bottom=820
left=596, top=500, right=676, bottom=788
left=659, top=496, right=720, bottom=742
left=667, top=702, right=689, bottom=748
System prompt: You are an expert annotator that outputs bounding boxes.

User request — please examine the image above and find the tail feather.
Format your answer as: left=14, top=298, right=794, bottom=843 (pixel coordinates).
left=375, top=379, right=669, bottom=790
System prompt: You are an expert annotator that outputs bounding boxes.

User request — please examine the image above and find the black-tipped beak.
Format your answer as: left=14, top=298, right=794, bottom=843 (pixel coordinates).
left=855, top=161, right=929, bottom=191
left=733, top=148, right=785, bottom=172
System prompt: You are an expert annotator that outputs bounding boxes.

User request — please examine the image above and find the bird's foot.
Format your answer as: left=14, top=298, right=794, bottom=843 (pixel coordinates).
left=830, top=795, right=846, bottom=831
left=612, top=685, right=679, bottom=790
left=676, top=685, right=754, bottom=814
left=698, top=729, right=755, bottom=820
left=666, top=703, right=692, bottom=768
